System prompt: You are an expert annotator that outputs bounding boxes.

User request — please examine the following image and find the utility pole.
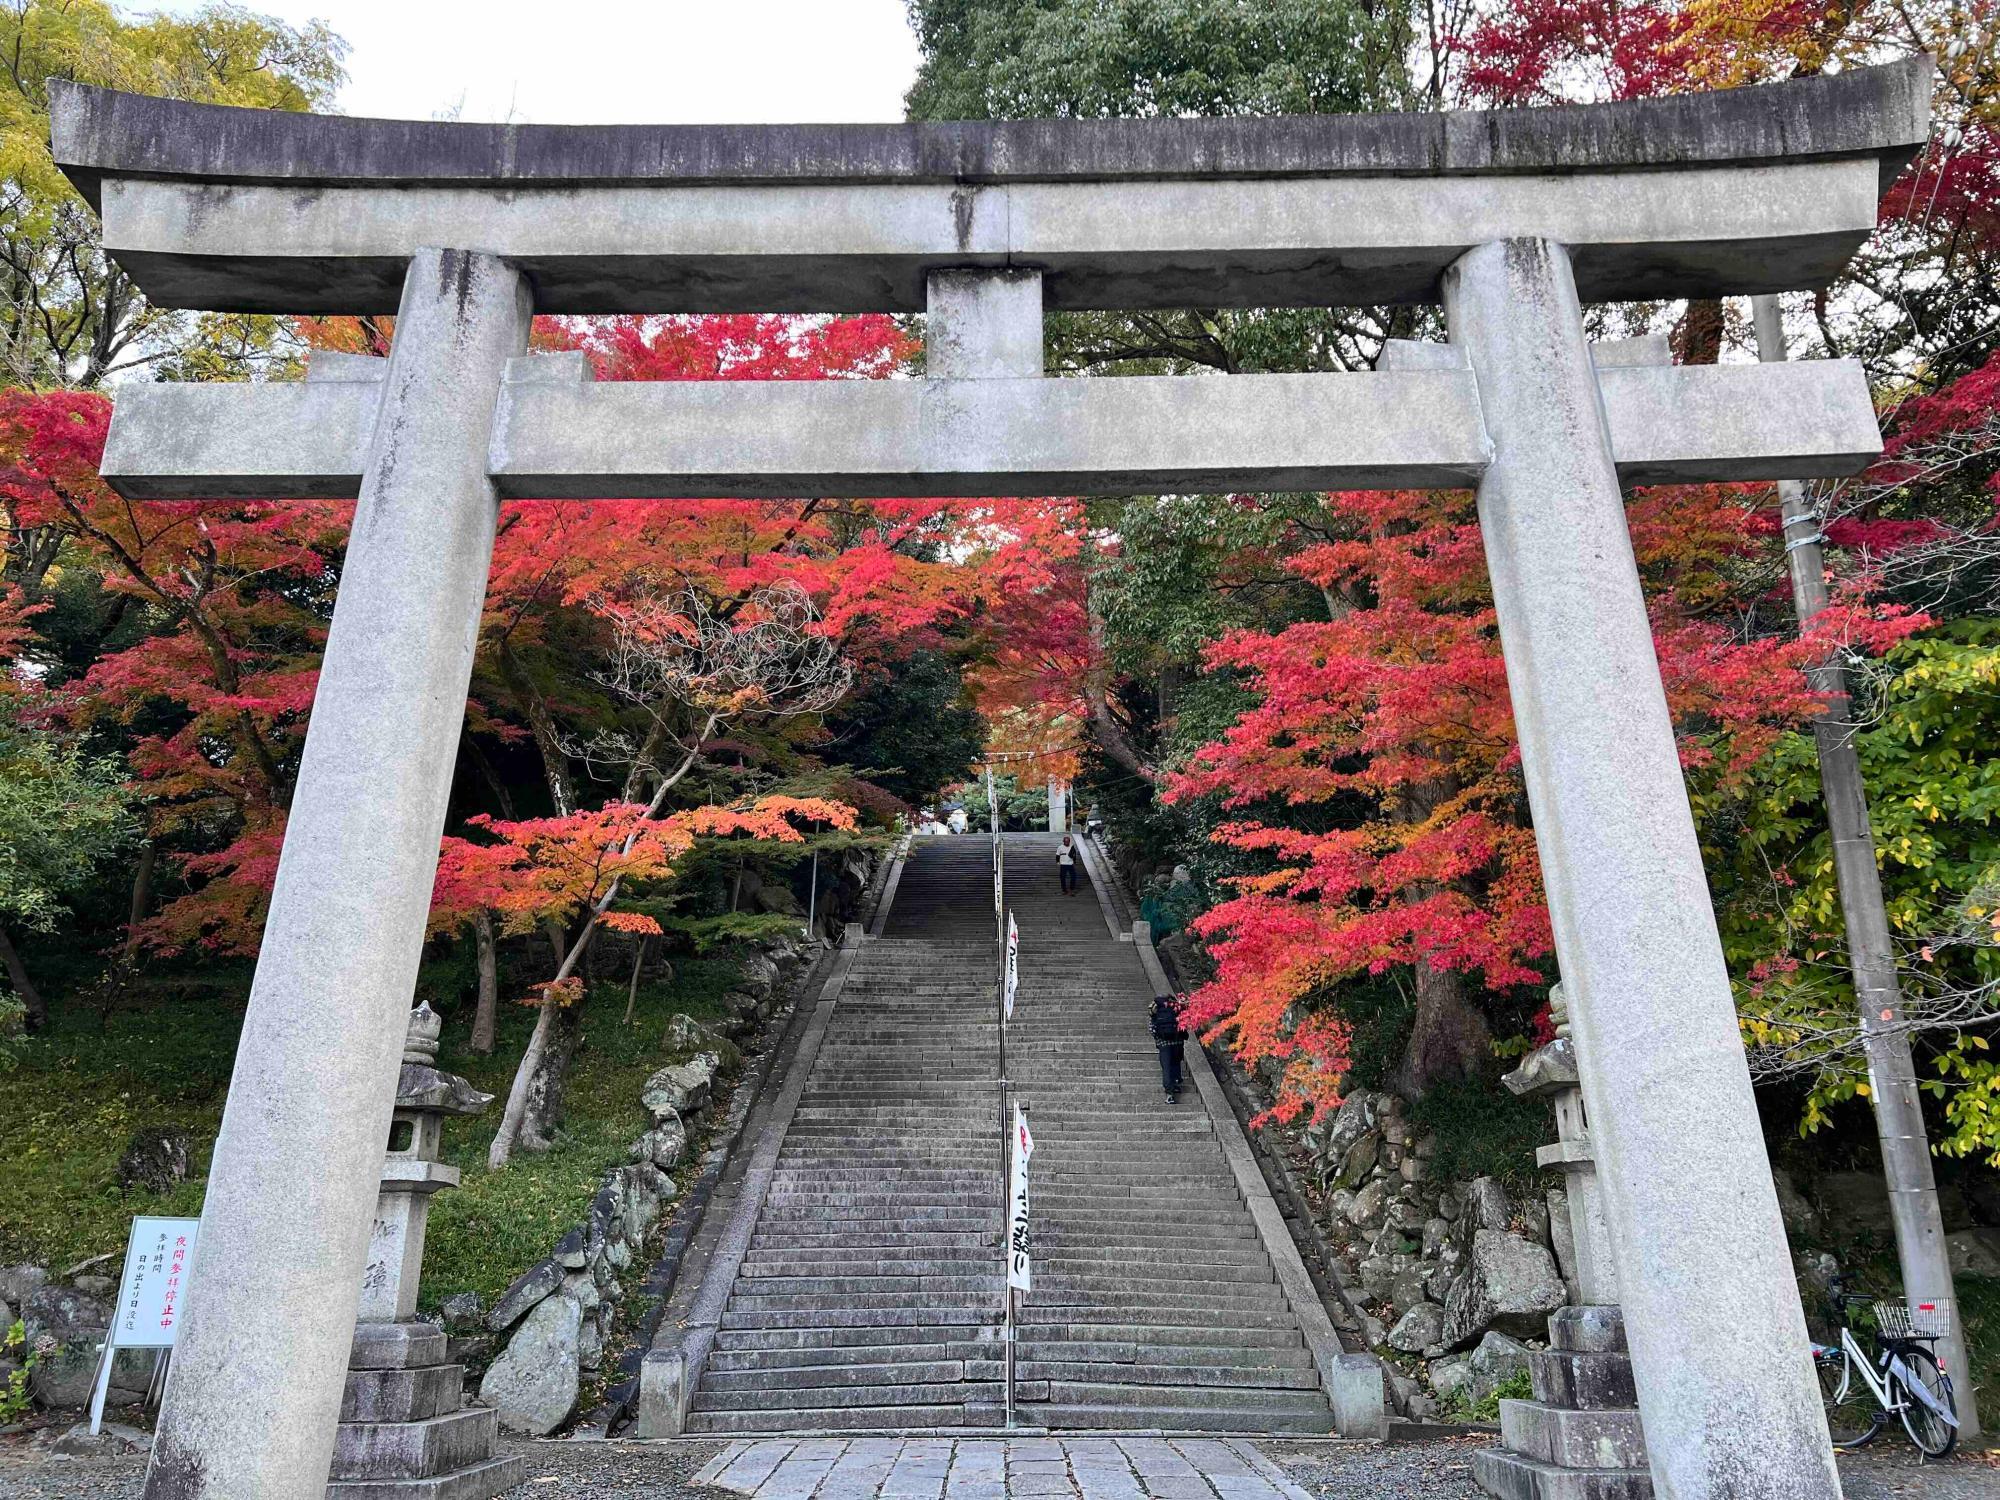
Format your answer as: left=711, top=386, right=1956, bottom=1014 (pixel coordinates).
left=1752, top=294, right=1979, bottom=1438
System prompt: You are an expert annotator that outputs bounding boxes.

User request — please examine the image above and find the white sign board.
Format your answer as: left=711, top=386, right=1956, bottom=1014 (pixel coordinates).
left=90, top=1215, right=198, bottom=1433
left=1006, top=1104, right=1034, bottom=1293
left=1004, top=912, right=1020, bottom=1023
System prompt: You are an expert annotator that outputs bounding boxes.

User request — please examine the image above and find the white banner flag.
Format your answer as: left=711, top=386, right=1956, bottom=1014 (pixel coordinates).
left=1007, top=1103, right=1034, bottom=1292
left=1004, top=911, right=1019, bottom=1023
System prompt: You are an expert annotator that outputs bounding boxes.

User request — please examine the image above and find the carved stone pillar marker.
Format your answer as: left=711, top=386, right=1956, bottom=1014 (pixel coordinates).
left=1476, top=985, right=1651, bottom=1499
left=329, top=1003, right=524, bottom=1499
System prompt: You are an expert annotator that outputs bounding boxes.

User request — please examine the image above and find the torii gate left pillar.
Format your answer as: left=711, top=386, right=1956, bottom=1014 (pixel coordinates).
left=142, top=249, right=529, bottom=1498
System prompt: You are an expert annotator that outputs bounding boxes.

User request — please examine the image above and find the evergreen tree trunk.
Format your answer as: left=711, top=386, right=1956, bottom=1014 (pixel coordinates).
left=470, top=912, right=498, bottom=1056
left=0, top=927, right=46, bottom=1033
left=1392, top=960, right=1491, bottom=1099
left=120, top=839, right=156, bottom=966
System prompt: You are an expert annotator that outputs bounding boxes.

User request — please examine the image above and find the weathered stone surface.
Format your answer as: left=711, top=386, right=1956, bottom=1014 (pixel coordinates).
left=478, top=1293, right=581, bottom=1437
left=552, top=1227, right=587, bottom=1270
left=0, top=1265, right=45, bottom=1308
left=1348, top=1179, right=1388, bottom=1228
left=631, top=1116, right=687, bottom=1170
left=1947, top=1226, right=2000, bottom=1278
left=662, top=1013, right=715, bottom=1053
left=1443, top=1230, right=1567, bottom=1346
left=438, top=1293, right=484, bottom=1331
left=30, top=1347, right=102, bottom=1408
left=1467, top=1177, right=1511, bottom=1231
left=116, top=1125, right=193, bottom=1195
left=641, top=1053, right=718, bottom=1119
left=1335, top=1131, right=1381, bottom=1189
left=22, top=1285, right=109, bottom=1348
left=1469, top=1330, right=1535, bottom=1399
left=1430, top=1351, right=1474, bottom=1404
left=485, top=1257, right=562, bottom=1333
left=1388, top=1301, right=1449, bottom=1353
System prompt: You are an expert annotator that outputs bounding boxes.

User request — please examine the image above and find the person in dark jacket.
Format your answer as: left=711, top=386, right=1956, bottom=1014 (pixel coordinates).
left=1150, top=994, right=1187, bottom=1103
left=1057, top=834, right=1079, bottom=895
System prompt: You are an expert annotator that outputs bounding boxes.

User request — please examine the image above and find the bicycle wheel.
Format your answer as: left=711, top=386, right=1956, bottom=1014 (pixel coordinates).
left=1894, top=1347, right=1957, bottom=1459
left=1817, top=1347, right=1884, bottom=1448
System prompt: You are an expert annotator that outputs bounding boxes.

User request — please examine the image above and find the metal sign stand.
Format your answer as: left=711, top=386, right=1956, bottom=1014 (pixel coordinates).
left=89, top=1215, right=199, bottom=1435
left=1004, top=1100, right=1033, bottom=1429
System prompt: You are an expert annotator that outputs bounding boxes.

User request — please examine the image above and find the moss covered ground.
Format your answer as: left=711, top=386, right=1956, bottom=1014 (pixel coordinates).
left=0, top=950, right=746, bottom=1315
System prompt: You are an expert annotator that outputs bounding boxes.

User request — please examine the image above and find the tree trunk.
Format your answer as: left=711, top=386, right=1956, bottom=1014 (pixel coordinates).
left=497, top=641, right=576, bottom=815
left=1391, top=960, right=1491, bottom=1099
left=624, top=936, right=649, bottom=1025
left=470, top=912, right=498, bottom=1056
left=518, top=1001, right=584, bottom=1153
left=1671, top=298, right=1725, bottom=366
left=0, top=927, right=47, bottom=1033
left=120, top=839, right=157, bottom=967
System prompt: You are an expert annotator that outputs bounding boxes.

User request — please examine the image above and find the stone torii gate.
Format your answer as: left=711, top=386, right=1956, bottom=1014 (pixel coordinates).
left=53, top=61, right=1930, bottom=1500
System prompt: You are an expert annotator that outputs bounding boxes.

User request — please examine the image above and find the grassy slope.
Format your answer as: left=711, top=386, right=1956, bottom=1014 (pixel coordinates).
left=0, top=953, right=744, bottom=1314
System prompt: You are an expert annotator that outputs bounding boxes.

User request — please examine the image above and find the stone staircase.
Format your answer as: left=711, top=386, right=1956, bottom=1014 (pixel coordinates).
left=685, top=834, right=1333, bottom=1433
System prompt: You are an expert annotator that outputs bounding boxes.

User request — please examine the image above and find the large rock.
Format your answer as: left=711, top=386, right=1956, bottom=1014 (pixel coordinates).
left=116, top=1125, right=194, bottom=1195
left=0, top=1266, right=46, bottom=1308
left=1387, top=1301, right=1448, bottom=1353
left=1347, top=1179, right=1388, bottom=1229
left=478, top=1293, right=581, bottom=1437
left=662, top=1013, right=715, bottom=1053
left=1466, top=1330, right=1534, bottom=1403
left=22, top=1285, right=109, bottom=1348
left=30, top=1347, right=101, bottom=1408
left=631, top=1112, right=688, bottom=1170
left=1334, top=1131, right=1381, bottom=1189
left=641, top=1052, right=719, bottom=1119
left=1947, top=1227, right=2000, bottom=1278
left=1442, top=1229, right=1566, bottom=1346
left=1466, top=1177, right=1511, bottom=1231
left=485, top=1257, right=563, bottom=1332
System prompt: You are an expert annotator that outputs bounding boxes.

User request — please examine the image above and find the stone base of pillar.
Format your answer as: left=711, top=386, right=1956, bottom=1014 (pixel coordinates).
left=1472, top=1306, right=1652, bottom=1500
left=329, top=1323, right=524, bottom=1499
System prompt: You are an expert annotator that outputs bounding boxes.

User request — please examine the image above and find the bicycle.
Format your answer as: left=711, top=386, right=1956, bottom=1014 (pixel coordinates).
left=1812, top=1277, right=1958, bottom=1459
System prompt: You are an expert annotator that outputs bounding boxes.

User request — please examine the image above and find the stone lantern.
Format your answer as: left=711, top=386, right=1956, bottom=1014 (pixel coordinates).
left=1474, top=984, right=1651, bottom=1499
left=329, top=1003, right=524, bottom=1498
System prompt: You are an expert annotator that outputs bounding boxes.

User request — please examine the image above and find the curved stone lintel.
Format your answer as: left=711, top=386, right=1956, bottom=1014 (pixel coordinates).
left=51, top=59, right=1930, bottom=202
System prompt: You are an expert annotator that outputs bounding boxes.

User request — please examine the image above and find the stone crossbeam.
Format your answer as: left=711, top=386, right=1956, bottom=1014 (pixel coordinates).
left=51, top=60, right=1930, bottom=313
left=100, top=356, right=1880, bottom=501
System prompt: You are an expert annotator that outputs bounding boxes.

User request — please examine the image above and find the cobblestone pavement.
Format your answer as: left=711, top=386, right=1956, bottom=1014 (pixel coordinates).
left=698, top=1437, right=1310, bottom=1500
left=1, top=1431, right=1994, bottom=1500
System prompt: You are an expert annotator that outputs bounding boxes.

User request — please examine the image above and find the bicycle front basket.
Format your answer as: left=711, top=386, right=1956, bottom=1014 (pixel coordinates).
left=1876, top=1300, right=1951, bottom=1339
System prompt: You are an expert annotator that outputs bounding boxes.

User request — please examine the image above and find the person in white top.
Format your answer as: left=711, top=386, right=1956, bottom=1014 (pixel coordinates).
left=1057, top=834, right=1078, bottom=896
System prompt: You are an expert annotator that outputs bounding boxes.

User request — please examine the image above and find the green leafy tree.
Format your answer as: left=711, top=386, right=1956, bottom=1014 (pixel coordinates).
left=0, top=0, right=345, bottom=390
left=1719, top=621, right=2000, bottom=1160
left=0, top=695, right=132, bottom=1030
left=822, top=650, right=984, bottom=807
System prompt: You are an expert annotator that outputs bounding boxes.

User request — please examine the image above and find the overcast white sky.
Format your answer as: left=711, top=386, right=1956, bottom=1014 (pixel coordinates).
left=153, top=1, right=921, bottom=124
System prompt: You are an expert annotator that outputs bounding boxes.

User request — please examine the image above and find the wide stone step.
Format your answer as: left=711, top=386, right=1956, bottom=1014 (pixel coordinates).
left=1016, top=1336, right=1312, bottom=1360
left=701, top=1359, right=971, bottom=1394
left=691, top=1380, right=1031, bottom=1413
left=715, top=1324, right=1002, bottom=1353
left=685, top=1404, right=1007, bottom=1435
left=968, top=1359, right=1320, bottom=1391
left=720, top=1306, right=1001, bottom=1331
left=1024, top=1401, right=1332, bottom=1435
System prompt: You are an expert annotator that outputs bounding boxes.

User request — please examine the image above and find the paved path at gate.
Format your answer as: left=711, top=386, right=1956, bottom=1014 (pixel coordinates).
left=695, top=1436, right=1313, bottom=1500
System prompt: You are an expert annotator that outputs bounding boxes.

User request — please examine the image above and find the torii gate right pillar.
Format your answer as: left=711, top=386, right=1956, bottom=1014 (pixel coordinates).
left=1448, top=238, right=1839, bottom=1500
